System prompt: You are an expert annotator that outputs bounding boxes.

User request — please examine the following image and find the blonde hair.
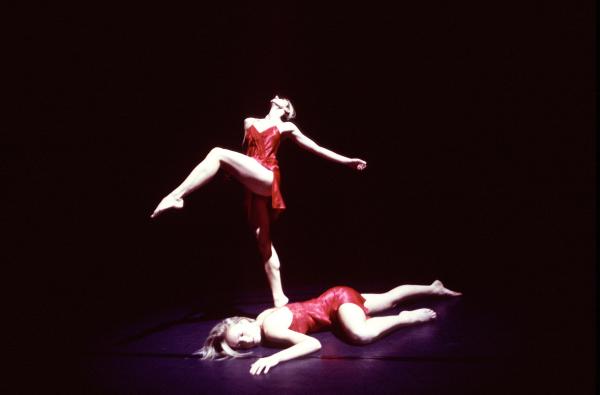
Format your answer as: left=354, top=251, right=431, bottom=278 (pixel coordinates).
left=194, top=316, right=255, bottom=360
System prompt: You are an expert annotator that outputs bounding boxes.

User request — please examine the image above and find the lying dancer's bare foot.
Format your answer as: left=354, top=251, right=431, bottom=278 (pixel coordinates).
left=399, top=308, right=437, bottom=323
left=431, top=279, right=462, bottom=296
left=150, top=195, right=184, bottom=218
left=274, top=295, right=289, bottom=308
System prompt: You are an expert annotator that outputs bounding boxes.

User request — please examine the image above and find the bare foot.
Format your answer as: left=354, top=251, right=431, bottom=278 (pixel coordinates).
left=431, top=280, right=462, bottom=296
left=399, top=308, right=437, bottom=323
left=150, top=195, right=184, bottom=218
left=274, top=295, right=289, bottom=308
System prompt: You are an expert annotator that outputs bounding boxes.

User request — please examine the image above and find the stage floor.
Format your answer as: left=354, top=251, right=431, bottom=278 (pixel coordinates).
left=74, top=286, right=593, bottom=394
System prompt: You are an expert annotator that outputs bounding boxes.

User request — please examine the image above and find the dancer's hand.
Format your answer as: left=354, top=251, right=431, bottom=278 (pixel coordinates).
left=249, top=356, right=280, bottom=375
left=347, top=158, right=367, bottom=171
left=150, top=195, right=183, bottom=219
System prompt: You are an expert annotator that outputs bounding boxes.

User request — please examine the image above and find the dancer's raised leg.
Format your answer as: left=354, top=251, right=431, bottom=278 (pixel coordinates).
left=362, top=280, right=461, bottom=314
left=151, top=147, right=273, bottom=218
left=337, top=303, right=437, bottom=344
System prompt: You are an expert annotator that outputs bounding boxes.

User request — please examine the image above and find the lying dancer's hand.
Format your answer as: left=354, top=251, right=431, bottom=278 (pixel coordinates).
left=249, top=355, right=280, bottom=375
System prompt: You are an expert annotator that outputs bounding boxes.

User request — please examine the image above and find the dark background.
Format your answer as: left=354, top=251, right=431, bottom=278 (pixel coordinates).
left=8, top=1, right=595, bottom=391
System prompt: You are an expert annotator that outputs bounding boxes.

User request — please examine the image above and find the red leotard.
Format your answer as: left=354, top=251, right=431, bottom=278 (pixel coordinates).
left=286, top=286, right=370, bottom=334
left=244, top=124, right=286, bottom=222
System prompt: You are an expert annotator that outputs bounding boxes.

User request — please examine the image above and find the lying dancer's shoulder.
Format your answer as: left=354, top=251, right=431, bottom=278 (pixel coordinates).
left=261, top=306, right=294, bottom=331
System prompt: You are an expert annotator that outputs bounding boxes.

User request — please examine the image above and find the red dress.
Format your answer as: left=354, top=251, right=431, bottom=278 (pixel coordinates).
left=286, top=286, right=370, bottom=334
left=244, top=124, right=286, bottom=223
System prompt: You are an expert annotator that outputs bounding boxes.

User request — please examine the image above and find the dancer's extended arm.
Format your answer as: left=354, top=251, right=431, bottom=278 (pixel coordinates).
left=249, top=329, right=322, bottom=375
left=286, top=123, right=367, bottom=170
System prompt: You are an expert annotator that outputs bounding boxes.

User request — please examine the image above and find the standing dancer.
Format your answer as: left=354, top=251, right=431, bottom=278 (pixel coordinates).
left=151, top=96, right=367, bottom=307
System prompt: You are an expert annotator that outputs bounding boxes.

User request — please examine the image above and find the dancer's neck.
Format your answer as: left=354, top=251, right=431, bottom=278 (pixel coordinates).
left=265, top=112, right=282, bottom=123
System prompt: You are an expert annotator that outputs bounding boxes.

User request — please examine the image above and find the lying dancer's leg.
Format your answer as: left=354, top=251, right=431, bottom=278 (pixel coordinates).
left=337, top=303, right=437, bottom=344
left=253, top=198, right=288, bottom=307
left=151, top=147, right=273, bottom=218
left=336, top=280, right=461, bottom=344
left=361, top=280, right=461, bottom=314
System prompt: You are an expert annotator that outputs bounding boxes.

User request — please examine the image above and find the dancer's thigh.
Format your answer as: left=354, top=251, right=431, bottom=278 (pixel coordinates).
left=217, top=148, right=273, bottom=196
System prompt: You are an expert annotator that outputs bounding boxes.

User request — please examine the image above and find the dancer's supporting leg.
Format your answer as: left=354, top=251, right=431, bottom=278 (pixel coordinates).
left=338, top=280, right=461, bottom=344
left=151, top=147, right=273, bottom=218
left=253, top=196, right=289, bottom=307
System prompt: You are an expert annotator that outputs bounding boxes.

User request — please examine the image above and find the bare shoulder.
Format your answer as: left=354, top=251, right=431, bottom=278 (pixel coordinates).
left=279, top=121, right=300, bottom=134
left=244, top=117, right=257, bottom=130
left=256, top=307, right=277, bottom=322
left=261, top=307, right=294, bottom=334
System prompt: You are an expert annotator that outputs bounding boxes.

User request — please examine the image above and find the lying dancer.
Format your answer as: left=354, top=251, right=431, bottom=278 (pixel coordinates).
left=150, top=96, right=367, bottom=307
left=196, top=280, right=461, bottom=375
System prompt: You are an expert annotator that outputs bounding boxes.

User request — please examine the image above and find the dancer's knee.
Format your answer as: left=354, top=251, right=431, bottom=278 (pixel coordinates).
left=261, top=243, right=277, bottom=268
left=207, top=147, right=225, bottom=160
left=346, top=327, right=376, bottom=345
left=255, top=231, right=273, bottom=262
left=260, top=246, right=274, bottom=263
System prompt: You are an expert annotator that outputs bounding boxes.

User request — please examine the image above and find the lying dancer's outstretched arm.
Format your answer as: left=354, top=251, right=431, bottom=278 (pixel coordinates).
left=249, top=309, right=322, bottom=375
left=249, top=332, right=321, bottom=375
left=283, top=122, right=367, bottom=171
